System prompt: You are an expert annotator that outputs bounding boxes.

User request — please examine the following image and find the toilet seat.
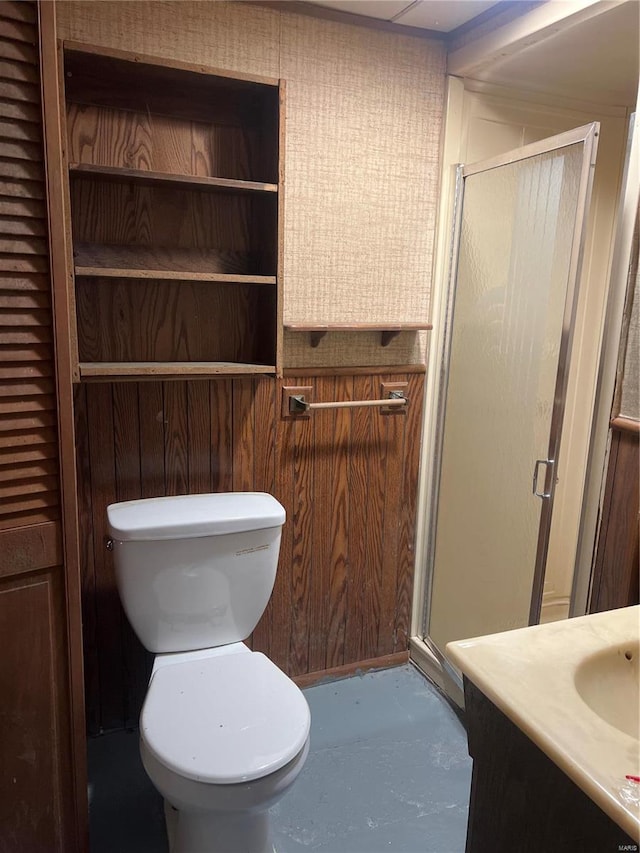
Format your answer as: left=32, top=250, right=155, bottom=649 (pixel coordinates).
left=140, top=651, right=310, bottom=785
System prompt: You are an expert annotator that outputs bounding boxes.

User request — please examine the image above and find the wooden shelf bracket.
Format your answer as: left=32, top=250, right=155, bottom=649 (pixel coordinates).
left=381, top=330, right=401, bottom=347
left=284, top=323, right=432, bottom=348
left=309, top=331, right=327, bottom=347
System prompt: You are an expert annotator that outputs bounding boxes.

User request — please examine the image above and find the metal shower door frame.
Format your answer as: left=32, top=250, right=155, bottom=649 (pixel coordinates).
left=422, top=122, right=600, bottom=659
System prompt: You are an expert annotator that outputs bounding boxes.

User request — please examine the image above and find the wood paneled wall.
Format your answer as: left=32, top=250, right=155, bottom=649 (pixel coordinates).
left=75, top=368, right=425, bottom=734
left=590, top=419, right=639, bottom=613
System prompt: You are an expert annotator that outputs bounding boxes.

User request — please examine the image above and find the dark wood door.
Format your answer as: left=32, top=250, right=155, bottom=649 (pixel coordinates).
left=0, top=2, right=87, bottom=849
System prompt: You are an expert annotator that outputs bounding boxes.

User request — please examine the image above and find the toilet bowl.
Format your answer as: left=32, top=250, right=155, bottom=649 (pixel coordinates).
left=106, top=493, right=311, bottom=853
left=140, top=645, right=310, bottom=853
left=144, top=739, right=310, bottom=853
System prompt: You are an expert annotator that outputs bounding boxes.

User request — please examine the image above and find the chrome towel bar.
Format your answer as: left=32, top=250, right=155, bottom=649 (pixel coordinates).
left=289, top=390, right=407, bottom=415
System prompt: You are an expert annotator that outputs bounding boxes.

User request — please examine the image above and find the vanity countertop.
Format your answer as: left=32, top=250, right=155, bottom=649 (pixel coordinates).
left=447, top=606, right=640, bottom=841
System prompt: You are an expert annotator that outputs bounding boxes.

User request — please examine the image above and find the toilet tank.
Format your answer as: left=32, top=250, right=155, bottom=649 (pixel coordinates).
left=106, top=493, right=285, bottom=654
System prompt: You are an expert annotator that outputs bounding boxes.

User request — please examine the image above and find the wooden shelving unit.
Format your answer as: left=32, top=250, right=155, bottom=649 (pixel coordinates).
left=285, top=323, right=433, bottom=347
left=62, top=43, right=284, bottom=380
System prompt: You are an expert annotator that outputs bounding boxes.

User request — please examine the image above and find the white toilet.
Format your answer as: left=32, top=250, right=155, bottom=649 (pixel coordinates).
left=106, top=492, right=311, bottom=853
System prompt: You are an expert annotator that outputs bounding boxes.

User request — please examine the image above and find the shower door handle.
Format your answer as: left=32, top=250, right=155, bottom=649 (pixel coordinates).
left=532, top=459, right=554, bottom=499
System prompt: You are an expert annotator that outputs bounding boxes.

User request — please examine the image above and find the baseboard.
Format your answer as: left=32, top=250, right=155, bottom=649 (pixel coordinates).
left=292, top=651, right=409, bottom=689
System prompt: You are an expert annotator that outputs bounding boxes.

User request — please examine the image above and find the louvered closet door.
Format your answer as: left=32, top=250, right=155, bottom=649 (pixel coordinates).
left=0, top=3, right=83, bottom=850
left=0, top=3, right=58, bottom=526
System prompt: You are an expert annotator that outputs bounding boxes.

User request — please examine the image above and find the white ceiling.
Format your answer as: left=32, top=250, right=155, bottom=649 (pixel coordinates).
left=465, top=0, right=639, bottom=106
left=303, top=0, right=639, bottom=107
left=306, top=0, right=500, bottom=32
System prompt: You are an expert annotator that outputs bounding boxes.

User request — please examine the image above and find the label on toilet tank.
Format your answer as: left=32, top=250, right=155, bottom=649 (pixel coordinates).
left=235, top=543, right=270, bottom=557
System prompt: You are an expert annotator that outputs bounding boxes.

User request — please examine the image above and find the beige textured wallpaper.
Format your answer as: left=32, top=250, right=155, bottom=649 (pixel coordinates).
left=57, top=1, right=445, bottom=366
left=58, top=1, right=281, bottom=77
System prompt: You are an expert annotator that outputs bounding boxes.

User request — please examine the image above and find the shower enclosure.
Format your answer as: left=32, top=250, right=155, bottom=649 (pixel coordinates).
left=423, top=124, right=599, bottom=669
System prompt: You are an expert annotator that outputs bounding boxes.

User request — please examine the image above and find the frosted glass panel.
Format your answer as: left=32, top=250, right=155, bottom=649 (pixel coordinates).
left=429, top=143, right=584, bottom=652
left=619, top=214, right=639, bottom=420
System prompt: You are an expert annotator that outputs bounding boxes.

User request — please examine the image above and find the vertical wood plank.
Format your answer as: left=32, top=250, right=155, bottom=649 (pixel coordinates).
left=288, top=377, right=313, bottom=676
left=359, top=375, right=386, bottom=661
left=251, top=377, right=276, bottom=658
left=113, top=384, right=141, bottom=502
left=378, top=375, right=405, bottom=657
left=231, top=378, right=255, bottom=647
left=73, top=383, right=100, bottom=735
left=326, top=375, right=352, bottom=669
left=163, top=381, right=188, bottom=495
left=138, top=382, right=165, bottom=497
left=253, top=378, right=276, bottom=495
left=137, top=380, right=176, bottom=712
left=232, top=378, right=255, bottom=492
left=85, top=384, right=123, bottom=730
left=187, top=381, right=211, bottom=494
left=343, top=374, right=370, bottom=664
left=307, top=374, right=335, bottom=673
left=394, top=372, right=424, bottom=651
left=271, top=380, right=295, bottom=671
left=210, top=378, right=233, bottom=492
left=112, top=383, right=151, bottom=726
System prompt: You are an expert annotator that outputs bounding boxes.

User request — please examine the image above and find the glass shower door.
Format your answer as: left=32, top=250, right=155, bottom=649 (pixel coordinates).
left=426, top=125, right=599, bottom=661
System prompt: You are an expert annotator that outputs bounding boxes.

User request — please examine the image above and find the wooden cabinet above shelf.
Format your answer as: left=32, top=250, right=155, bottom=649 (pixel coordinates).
left=284, top=323, right=433, bottom=347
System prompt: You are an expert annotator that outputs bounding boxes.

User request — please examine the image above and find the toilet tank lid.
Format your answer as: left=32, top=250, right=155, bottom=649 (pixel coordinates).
left=107, top=493, right=285, bottom=541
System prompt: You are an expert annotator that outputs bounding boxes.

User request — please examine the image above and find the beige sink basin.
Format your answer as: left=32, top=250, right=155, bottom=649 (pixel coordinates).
left=446, top=606, right=640, bottom=842
left=575, top=640, right=639, bottom=740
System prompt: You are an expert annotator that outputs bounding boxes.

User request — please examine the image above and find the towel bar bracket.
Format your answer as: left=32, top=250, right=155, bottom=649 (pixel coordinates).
left=281, top=385, right=313, bottom=418
left=380, top=381, right=409, bottom=414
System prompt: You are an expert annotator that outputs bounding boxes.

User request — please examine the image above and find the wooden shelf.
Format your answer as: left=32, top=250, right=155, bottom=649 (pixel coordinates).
left=69, top=163, right=278, bottom=194
left=79, top=362, right=276, bottom=379
left=73, top=243, right=275, bottom=283
left=75, top=267, right=276, bottom=285
left=285, top=323, right=433, bottom=347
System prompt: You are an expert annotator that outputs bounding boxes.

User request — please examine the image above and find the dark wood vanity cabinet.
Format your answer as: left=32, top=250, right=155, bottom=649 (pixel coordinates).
left=463, top=679, right=637, bottom=853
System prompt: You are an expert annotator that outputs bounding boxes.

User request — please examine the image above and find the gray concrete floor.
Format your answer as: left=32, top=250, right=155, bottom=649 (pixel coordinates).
left=88, top=664, right=472, bottom=853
